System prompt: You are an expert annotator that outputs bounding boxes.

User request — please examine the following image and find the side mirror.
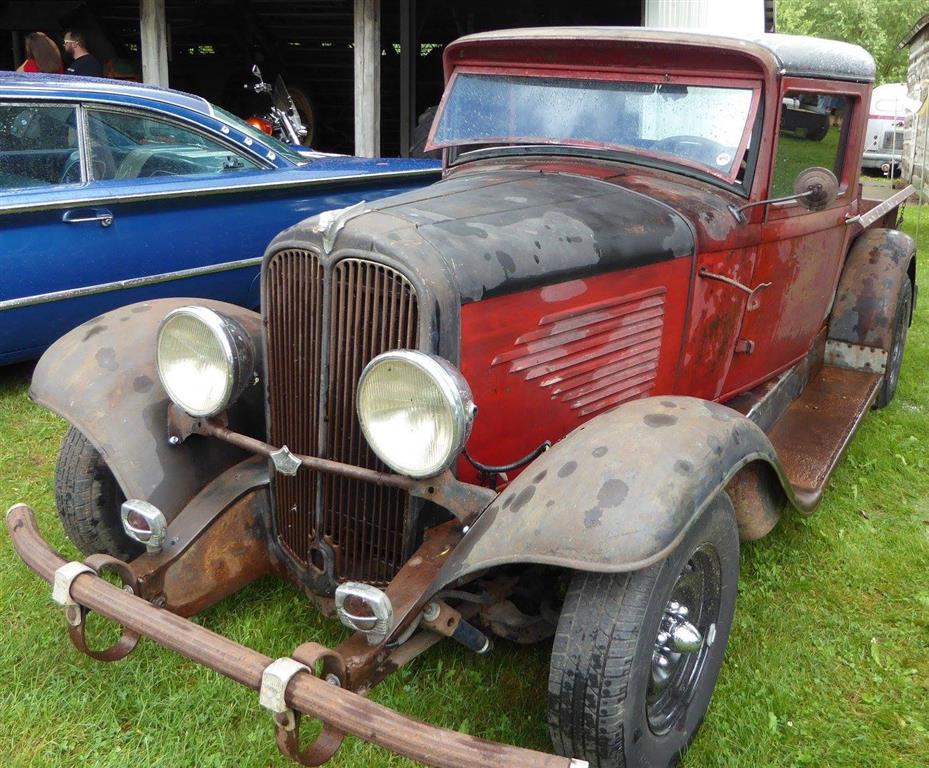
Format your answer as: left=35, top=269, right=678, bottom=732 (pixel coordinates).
left=729, top=166, right=839, bottom=224
left=793, top=167, right=838, bottom=211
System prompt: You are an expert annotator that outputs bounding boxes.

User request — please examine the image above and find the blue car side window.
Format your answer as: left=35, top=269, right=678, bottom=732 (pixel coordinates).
left=0, top=104, right=81, bottom=189
left=84, top=108, right=261, bottom=181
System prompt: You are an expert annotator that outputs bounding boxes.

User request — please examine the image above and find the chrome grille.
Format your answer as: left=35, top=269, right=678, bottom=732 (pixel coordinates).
left=265, top=249, right=324, bottom=566
left=265, top=251, right=419, bottom=584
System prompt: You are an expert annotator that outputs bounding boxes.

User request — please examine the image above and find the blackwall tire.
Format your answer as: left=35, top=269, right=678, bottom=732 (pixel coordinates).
left=873, top=274, right=913, bottom=409
left=55, top=426, right=142, bottom=561
left=548, top=493, right=739, bottom=768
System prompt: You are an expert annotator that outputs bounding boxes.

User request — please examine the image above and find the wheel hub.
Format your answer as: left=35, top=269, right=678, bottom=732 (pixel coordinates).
left=645, top=545, right=722, bottom=735
left=650, top=601, right=704, bottom=691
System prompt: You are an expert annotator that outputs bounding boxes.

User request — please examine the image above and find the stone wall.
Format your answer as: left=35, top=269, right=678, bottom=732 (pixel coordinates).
left=902, top=28, right=929, bottom=200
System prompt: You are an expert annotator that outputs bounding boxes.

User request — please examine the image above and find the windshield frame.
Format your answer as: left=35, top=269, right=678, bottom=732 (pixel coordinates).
left=213, top=105, right=308, bottom=166
left=427, top=66, right=762, bottom=187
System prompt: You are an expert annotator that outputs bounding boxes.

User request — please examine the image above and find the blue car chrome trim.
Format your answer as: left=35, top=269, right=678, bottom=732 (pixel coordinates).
left=0, top=167, right=439, bottom=216
left=0, top=257, right=264, bottom=312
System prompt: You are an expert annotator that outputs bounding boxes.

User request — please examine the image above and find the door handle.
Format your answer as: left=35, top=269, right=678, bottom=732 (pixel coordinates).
left=62, top=208, right=114, bottom=227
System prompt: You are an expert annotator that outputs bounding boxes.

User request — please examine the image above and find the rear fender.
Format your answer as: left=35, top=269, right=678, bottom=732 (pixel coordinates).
left=436, top=396, right=797, bottom=585
left=828, top=229, right=916, bottom=368
left=30, top=298, right=264, bottom=522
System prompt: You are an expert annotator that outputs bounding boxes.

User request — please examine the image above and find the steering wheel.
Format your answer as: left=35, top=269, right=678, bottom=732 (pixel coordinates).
left=60, top=152, right=82, bottom=184
left=652, top=135, right=726, bottom=166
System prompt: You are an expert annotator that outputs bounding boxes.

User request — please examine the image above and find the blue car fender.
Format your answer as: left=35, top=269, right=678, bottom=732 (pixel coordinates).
left=30, top=297, right=264, bottom=522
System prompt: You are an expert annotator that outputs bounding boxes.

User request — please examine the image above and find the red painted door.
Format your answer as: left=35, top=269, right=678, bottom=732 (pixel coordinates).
left=721, top=84, right=862, bottom=397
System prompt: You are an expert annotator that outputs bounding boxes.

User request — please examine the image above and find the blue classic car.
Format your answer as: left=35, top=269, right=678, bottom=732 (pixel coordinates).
left=0, top=73, right=440, bottom=364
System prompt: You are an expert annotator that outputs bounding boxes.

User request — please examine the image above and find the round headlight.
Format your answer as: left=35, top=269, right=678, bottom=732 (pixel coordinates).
left=357, top=351, right=475, bottom=479
left=156, top=306, right=254, bottom=417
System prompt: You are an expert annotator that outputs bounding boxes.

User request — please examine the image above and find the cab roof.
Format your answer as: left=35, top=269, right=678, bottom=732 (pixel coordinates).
left=447, top=27, right=875, bottom=84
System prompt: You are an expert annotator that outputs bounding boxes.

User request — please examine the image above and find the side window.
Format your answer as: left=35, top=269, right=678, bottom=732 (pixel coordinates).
left=771, top=92, right=850, bottom=198
left=84, top=108, right=261, bottom=181
left=0, top=104, right=80, bottom=189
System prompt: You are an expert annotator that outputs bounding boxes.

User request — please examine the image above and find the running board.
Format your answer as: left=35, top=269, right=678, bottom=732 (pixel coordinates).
left=766, top=365, right=882, bottom=509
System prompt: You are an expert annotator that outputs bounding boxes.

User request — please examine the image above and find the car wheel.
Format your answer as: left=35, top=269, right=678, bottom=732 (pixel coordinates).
left=288, top=86, right=316, bottom=147
left=55, top=426, right=142, bottom=561
left=873, top=274, right=913, bottom=409
left=548, top=492, right=739, bottom=768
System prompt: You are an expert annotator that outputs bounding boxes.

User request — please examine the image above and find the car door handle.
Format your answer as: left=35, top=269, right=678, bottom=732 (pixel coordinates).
left=62, top=208, right=114, bottom=227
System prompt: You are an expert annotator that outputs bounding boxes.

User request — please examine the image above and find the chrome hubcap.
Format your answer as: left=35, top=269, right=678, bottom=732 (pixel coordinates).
left=650, top=602, right=704, bottom=691
left=646, top=544, right=722, bottom=735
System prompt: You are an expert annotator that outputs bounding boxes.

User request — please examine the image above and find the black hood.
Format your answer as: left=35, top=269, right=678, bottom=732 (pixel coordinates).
left=365, top=168, right=695, bottom=302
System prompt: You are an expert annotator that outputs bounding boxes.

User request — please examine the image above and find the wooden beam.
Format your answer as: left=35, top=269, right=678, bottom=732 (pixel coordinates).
left=140, top=0, right=169, bottom=87
left=354, top=0, right=381, bottom=157
left=399, top=0, right=416, bottom=157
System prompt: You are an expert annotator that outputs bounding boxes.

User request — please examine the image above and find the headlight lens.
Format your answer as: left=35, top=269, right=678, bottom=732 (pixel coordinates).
left=357, top=351, right=475, bottom=478
left=156, top=306, right=254, bottom=417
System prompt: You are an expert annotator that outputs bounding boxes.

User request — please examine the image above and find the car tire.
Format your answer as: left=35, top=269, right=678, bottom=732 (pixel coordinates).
left=548, top=492, right=739, bottom=768
left=873, top=274, right=913, bottom=409
left=55, top=426, right=142, bottom=561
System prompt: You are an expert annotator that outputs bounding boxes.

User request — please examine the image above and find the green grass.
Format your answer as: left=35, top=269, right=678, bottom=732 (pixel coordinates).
left=2, top=210, right=929, bottom=767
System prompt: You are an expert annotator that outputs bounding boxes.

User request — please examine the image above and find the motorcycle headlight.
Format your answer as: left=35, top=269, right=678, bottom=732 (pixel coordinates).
left=357, top=351, right=475, bottom=479
left=156, top=306, right=254, bottom=418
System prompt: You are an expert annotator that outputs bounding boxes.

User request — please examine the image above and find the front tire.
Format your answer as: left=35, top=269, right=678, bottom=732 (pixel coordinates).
left=548, top=493, right=739, bottom=768
left=55, top=427, right=141, bottom=561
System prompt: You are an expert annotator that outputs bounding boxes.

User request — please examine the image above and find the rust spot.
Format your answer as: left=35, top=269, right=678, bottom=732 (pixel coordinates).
left=82, top=325, right=107, bottom=341
left=496, top=251, right=516, bottom=274
left=583, top=507, right=603, bottom=528
left=511, top=486, right=535, bottom=513
left=96, top=347, right=118, bottom=371
left=131, top=305, right=151, bottom=313
left=644, top=413, right=677, bottom=427
left=502, top=494, right=514, bottom=510
left=533, top=470, right=548, bottom=483
left=597, top=479, right=628, bottom=508
left=674, top=459, right=693, bottom=476
left=133, top=375, right=154, bottom=393
left=661, top=400, right=678, bottom=408
left=558, top=461, right=577, bottom=478
left=592, top=446, right=608, bottom=458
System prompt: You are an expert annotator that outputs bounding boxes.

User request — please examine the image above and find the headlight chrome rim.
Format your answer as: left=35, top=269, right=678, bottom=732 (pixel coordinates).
left=156, top=306, right=252, bottom=418
left=357, top=350, right=475, bottom=479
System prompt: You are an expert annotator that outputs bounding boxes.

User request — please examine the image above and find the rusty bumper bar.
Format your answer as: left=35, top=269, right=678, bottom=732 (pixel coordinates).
left=7, top=504, right=580, bottom=768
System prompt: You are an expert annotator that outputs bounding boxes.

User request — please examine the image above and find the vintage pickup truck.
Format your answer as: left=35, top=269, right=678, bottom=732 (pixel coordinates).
left=8, top=27, right=916, bottom=768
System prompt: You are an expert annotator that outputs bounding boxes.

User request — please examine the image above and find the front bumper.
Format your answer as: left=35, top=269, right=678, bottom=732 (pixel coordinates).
left=7, top=504, right=582, bottom=768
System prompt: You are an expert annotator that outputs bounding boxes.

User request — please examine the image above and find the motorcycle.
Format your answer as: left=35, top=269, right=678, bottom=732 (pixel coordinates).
left=244, top=65, right=314, bottom=146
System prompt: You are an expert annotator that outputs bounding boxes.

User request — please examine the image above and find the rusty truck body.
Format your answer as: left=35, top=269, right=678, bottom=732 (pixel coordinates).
left=8, top=27, right=916, bottom=768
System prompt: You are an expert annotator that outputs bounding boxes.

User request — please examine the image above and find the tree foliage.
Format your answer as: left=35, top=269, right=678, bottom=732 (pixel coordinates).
left=777, top=0, right=926, bottom=84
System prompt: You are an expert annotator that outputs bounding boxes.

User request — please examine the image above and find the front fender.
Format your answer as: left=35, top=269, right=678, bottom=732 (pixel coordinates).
left=30, top=297, right=264, bottom=522
left=437, top=397, right=793, bottom=584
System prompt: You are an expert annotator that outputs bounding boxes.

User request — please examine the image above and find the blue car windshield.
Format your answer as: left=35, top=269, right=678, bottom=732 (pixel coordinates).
left=431, top=72, right=756, bottom=179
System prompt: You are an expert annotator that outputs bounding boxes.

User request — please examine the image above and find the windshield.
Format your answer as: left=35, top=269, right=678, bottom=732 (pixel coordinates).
left=430, top=72, right=757, bottom=181
left=213, top=105, right=307, bottom=165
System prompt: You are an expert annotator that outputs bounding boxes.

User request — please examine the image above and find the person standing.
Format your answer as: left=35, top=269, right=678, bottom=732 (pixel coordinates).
left=16, top=32, right=64, bottom=74
left=63, top=30, right=102, bottom=77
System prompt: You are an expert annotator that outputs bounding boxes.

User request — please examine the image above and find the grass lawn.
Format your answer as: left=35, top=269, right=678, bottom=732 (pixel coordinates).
left=2, top=210, right=928, bottom=768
